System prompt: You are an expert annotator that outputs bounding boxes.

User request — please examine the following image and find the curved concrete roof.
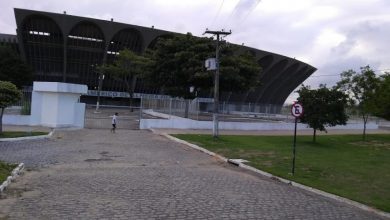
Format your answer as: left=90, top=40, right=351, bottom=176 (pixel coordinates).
left=13, top=8, right=316, bottom=106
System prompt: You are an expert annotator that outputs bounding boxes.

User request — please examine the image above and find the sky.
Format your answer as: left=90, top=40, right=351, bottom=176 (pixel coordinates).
left=1, top=0, right=389, bottom=103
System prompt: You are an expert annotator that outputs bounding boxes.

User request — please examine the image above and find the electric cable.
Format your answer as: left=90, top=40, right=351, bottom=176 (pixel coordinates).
left=209, top=0, right=225, bottom=28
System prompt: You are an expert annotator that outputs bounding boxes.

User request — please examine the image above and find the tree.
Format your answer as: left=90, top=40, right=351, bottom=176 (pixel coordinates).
left=99, top=49, right=152, bottom=112
left=336, top=66, right=380, bottom=140
left=0, top=45, right=33, bottom=88
left=146, top=33, right=261, bottom=117
left=373, top=73, right=390, bottom=120
left=297, top=85, right=349, bottom=142
left=146, top=33, right=213, bottom=100
left=219, top=47, right=262, bottom=92
left=0, top=81, right=22, bottom=133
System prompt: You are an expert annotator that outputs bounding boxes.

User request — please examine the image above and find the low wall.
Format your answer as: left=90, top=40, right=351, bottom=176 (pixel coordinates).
left=2, top=115, right=31, bottom=126
left=3, top=82, right=87, bottom=129
left=140, top=111, right=379, bottom=131
left=74, top=103, right=86, bottom=128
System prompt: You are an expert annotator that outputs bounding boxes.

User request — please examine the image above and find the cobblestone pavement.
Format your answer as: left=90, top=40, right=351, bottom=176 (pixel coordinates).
left=0, top=129, right=387, bottom=219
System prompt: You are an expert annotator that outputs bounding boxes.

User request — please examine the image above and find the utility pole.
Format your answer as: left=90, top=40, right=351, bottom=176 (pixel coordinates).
left=204, top=29, right=231, bottom=138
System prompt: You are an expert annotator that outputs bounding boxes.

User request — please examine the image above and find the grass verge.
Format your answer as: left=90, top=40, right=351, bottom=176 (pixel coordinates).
left=0, top=131, right=48, bottom=139
left=0, top=161, right=17, bottom=183
left=173, top=134, right=390, bottom=212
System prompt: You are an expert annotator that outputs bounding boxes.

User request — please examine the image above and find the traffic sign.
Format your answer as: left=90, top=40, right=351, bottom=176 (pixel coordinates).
left=291, top=103, right=304, bottom=118
left=290, top=102, right=303, bottom=175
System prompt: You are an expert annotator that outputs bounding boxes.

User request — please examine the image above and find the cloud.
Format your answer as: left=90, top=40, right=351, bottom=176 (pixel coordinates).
left=1, top=0, right=389, bottom=104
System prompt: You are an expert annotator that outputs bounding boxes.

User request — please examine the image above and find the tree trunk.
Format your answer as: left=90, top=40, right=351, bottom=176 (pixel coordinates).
left=125, top=76, right=137, bottom=113
left=129, top=92, right=134, bottom=112
left=129, top=75, right=137, bottom=112
left=0, top=108, right=4, bottom=134
left=184, top=99, right=190, bottom=118
left=363, top=114, right=368, bottom=141
left=313, top=129, right=316, bottom=143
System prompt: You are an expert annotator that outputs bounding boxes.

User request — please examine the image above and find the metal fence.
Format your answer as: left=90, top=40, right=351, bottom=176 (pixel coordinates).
left=139, top=97, right=390, bottom=125
left=140, top=97, right=289, bottom=122
left=7, top=90, right=388, bottom=126
left=141, top=98, right=200, bottom=119
left=5, top=88, right=32, bottom=115
left=84, top=105, right=141, bottom=130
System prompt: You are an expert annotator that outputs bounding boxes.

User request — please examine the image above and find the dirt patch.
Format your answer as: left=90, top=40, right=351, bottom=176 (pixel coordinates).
left=261, top=160, right=274, bottom=167
left=214, top=149, right=276, bottom=160
left=238, top=150, right=276, bottom=158
left=350, top=140, right=390, bottom=149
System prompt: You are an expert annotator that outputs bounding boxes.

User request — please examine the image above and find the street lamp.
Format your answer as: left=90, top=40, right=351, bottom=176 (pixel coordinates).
left=95, top=72, right=105, bottom=113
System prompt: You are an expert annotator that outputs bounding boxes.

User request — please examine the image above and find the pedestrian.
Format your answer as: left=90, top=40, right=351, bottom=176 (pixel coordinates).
left=111, top=112, right=118, bottom=133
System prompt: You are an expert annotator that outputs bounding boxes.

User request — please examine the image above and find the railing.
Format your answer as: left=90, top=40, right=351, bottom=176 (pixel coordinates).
left=139, top=97, right=389, bottom=125
left=7, top=91, right=388, bottom=126
left=6, top=89, right=32, bottom=115
left=140, top=97, right=287, bottom=122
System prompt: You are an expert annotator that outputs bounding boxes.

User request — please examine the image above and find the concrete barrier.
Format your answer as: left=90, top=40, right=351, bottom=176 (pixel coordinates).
left=140, top=110, right=379, bottom=131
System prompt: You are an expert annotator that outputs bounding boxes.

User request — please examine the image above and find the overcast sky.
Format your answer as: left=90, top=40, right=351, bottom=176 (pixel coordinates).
left=1, top=0, right=389, bottom=103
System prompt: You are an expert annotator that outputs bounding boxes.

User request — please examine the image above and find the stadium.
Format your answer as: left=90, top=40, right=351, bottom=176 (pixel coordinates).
left=1, top=8, right=316, bottom=110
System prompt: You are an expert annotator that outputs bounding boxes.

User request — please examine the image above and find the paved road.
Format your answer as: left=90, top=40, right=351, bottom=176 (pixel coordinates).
left=0, top=129, right=387, bottom=219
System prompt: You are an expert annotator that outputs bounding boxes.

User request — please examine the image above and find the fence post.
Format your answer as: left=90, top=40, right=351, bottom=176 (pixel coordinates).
left=169, top=98, right=172, bottom=119
left=139, top=96, right=143, bottom=129
left=197, top=98, right=199, bottom=121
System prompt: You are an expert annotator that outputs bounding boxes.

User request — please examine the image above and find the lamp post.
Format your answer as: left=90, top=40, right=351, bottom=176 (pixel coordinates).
left=95, top=72, right=105, bottom=113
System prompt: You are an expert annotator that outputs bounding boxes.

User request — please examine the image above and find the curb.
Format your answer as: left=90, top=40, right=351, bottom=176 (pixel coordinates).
left=0, top=130, right=54, bottom=142
left=0, top=163, right=25, bottom=193
left=161, top=133, right=228, bottom=163
left=156, top=131, right=390, bottom=219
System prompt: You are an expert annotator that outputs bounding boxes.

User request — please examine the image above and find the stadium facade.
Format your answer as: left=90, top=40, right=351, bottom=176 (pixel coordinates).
left=1, top=8, right=316, bottom=106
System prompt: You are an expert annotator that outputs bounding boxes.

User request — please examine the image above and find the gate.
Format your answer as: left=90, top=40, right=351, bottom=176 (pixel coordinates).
left=84, top=105, right=141, bottom=130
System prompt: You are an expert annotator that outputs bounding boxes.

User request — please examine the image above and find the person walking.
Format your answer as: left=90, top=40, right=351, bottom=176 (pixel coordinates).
left=111, top=112, right=118, bottom=133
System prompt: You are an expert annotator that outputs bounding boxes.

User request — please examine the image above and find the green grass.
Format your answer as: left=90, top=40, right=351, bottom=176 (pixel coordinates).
left=0, top=161, right=17, bottom=183
left=173, top=134, right=390, bottom=212
left=0, top=131, right=48, bottom=139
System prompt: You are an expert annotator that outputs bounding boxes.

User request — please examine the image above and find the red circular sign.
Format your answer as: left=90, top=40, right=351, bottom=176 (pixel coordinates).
left=291, top=103, right=304, bottom=118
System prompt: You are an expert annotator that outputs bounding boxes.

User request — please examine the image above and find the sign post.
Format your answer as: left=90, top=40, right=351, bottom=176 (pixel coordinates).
left=291, top=102, right=304, bottom=175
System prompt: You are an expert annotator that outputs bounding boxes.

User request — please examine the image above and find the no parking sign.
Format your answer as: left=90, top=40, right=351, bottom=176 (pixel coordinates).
left=291, top=102, right=303, bottom=175
left=291, top=103, right=304, bottom=118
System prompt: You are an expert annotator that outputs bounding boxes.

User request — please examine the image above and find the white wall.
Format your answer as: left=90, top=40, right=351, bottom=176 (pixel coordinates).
left=2, top=115, right=31, bottom=125
left=3, top=82, right=87, bottom=128
left=74, top=103, right=86, bottom=128
left=140, top=110, right=379, bottom=131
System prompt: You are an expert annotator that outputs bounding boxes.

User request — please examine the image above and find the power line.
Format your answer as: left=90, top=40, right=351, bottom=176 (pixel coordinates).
left=231, top=0, right=262, bottom=30
left=224, top=0, right=240, bottom=26
left=210, top=0, right=225, bottom=28
left=224, top=0, right=262, bottom=31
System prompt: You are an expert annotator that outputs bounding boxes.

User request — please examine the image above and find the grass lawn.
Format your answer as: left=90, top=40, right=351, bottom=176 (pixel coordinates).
left=174, top=134, right=390, bottom=212
left=0, top=131, right=48, bottom=139
left=0, top=161, right=17, bottom=183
